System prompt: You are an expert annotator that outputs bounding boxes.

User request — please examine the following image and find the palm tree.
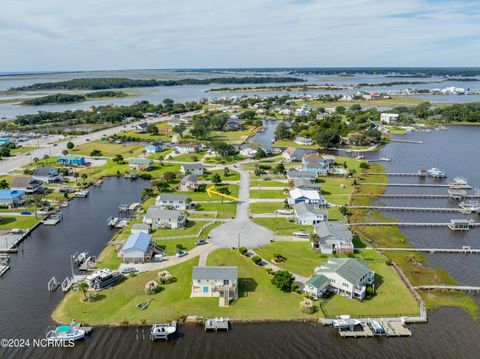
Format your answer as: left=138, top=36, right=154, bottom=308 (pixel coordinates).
left=43, top=154, right=49, bottom=164
left=73, top=172, right=79, bottom=183
left=32, top=195, right=43, bottom=219
left=0, top=179, right=9, bottom=189
left=62, top=149, right=69, bottom=156
left=78, top=281, right=89, bottom=301
left=33, top=157, right=39, bottom=164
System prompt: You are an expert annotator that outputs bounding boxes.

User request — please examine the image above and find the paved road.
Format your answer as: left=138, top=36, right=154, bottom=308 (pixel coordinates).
left=208, top=166, right=274, bottom=249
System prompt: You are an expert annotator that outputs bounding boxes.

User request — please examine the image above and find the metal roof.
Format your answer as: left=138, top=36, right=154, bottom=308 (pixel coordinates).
left=314, top=221, right=353, bottom=242
left=33, top=166, right=58, bottom=176
left=182, top=162, right=203, bottom=170
left=192, top=266, right=238, bottom=281
left=305, top=274, right=330, bottom=290
left=122, top=232, right=151, bottom=254
left=294, top=202, right=327, bottom=218
left=157, top=193, right=189, bottom=202
left=316, top=258, right=371, bottom=285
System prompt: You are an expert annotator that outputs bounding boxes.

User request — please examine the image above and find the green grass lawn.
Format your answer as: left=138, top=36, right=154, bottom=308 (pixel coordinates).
left=96, top=244, right=121, bottom=270
left=250, top=180, right=287, bottom=188
left=249, top=189, right=287, bottom=199
left=155, top=238, right=199, bottom=255
left=172, top=151, right=207, bottom=162
left=273, top=139, right=317, bottom=149
left=11, top=146, right=36, bottom=155
left=208, top=127, right=256, bottom=144
left=71, top=141, right=145, bottom=157
left=151, top=221, right=207, bottom=238
left=0, top=216, right=40, bottom=230
left=252, top=217, right=311, bottom=236
left=194, top=202, right=237, bottom=219
left=181, top=184, right=239, bottom=201
left=249, top=202, right=285, bottom=214
left=201, top=169, right=241, bottom=182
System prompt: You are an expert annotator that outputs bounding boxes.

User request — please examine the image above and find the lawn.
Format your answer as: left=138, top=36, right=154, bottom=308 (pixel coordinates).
left=194, top=202, right=237, bottom=219
left=154, top=238, right=199, bottom=256
left=201, top=169, right=241, bottom=182
left=0, top=216, right=40, bottom=230
left=172, top=151, right=207, bottom=162
left=180, top=184, right=239, bottom=201
left=250, top=179, right=288, bottom=188
left=249, top=189, right=287, bottom=199
left=249, top=202, right=285, bottom=214
left=252, top=217, right=311, bottom=236
left=71, top=141, right=145, bottom=158
left=151, top=221, right=208, bottom=239
left=11, top=146, right=36, bottom=155
left=209, top=127, right=256, bottom=144
left=96, top=244, right=121, bottom=270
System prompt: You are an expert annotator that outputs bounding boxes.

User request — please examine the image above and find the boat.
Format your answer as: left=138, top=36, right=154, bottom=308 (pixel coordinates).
left=75, top=189, right=89, bottom=198
left=332, top=315, right=362, bottom=330
left=449, top=177, right=468, bottom=187
left=293, top=229, right=310, bottom=238
left=459, top=200, right=480, bottom=210
left=369, top=320, right=386, bottom=335
left=426, top=167, right=446, bottom=178
left=46, top=321, right=86, bottom=341
left=115, top=219, right=128, bottom=228
left=74, top=251, right=89, bottom=266
left=150, top=321, right=177, bottom=341
left=79, top=256, right=97, bottom=272
left=84, top=268, right=123, bottom=289
left=107, top=217, right=119, bottom=227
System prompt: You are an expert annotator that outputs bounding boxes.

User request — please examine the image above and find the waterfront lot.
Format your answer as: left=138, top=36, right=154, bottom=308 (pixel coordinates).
left=0, top=216, right=39, bottom=230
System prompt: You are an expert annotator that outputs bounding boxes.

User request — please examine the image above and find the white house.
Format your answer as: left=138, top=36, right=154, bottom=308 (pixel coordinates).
left=191, top=266, right=238, bottom=307
left=11, top=176, right=43, bottom=194
left=180, top=163, right=204, bottom=176
left=155, top=194, right=192, bottom=210
left=179, top=174, right=199, bottom=192
left=175, top=143, right=199, bottom=154
left=313, top=258, right=375, bottom=300
left=303, top=274, right=330, bottom=300
left=293, top=202, right=327, bottom=225
left=144, top=207, right=187, bottom=229
left=288, top=188, right=327, bottom=208
left=131, top=223, right=151, bottom=234
left=134, top=122, right=148, bottom=133
left=294, top=136, right=313, bottom=146
left=380, top=113, right=399, bottom=124
left=240, top=148, right=258, bottom=158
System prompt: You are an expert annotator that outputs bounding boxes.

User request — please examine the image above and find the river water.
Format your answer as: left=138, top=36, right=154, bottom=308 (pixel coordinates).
left=2, top=128, right=480, bottom=358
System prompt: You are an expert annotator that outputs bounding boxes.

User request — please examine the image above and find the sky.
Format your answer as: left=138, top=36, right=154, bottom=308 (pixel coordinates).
left=1, top=0, right=480, bottom=71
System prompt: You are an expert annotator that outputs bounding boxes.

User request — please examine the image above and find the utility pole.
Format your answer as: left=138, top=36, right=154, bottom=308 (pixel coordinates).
left=237, top=233, right=240, bottom=249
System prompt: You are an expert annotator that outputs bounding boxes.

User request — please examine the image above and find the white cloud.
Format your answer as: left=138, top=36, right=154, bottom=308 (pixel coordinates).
left=0, top=0, right=479, bottom=70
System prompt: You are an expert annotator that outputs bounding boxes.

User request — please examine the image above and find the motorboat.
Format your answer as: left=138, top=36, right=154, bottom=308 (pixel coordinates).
left=46, top=321, right=86, bottom=341
left=332, top=315, right=362, bottom=330
left=449, top=177, right=468, bottom=187
left=150, top=321, right=177, bottom=341
left=369, top=320, right=386, bottom=335
left=107, top=217, right=119, bottom=227
left=426, top=167, right=446, bottom=178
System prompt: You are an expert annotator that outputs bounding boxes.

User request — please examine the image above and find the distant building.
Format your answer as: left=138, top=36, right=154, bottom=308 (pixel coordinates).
left=179, top=174, right=199, bottom=192
left=314, top=221, right=354, bottom=254
left=286, top=170, right=317, bottom=181
left=58, top=155, right=86, bottom=166
left=131, top=223, right=151, bottom=234
left=11, top=176, right=43, bottom=194
left=129, top=158, right=153, bottom=171
left=224, top=118, right=242, bottom=131
left=293, top=202, right=327, bottom=225
left=0, top=190, right=26, bottom=208
left=145, top=142, right=164, bottom=154
left=282, top=147, right=308, bottom=162
left=292, top=178, right=321, bottom=191
left=134, top=122, right=148, bottom=133
left=191, top=266, right=238, bottom=307
left=120, top=232, right=153, bottom=263
left=156, top=193, right=192, bottom=210
left=32, top=167, right=60, bottom=183
left=302, top=153, right=329, bottom=175
left=239, top=147, right=258, bottom=158
left=180, top=163, right=204, bottom=176
left=175, top=143, right=199, bottom=154
left=144, top=207, right=187, bottom=229
left=294, top=136, right=313, bottom=146
left=288, top=188, right=327, bottom=208
left=380, top=113, right=399, bottom=124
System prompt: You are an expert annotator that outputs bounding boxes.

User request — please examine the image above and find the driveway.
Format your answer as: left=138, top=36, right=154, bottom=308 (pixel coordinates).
left=208, top=167, right=274, bottom=249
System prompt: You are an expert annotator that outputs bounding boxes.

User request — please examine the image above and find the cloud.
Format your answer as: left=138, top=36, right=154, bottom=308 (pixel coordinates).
left=0, top=0, right=479, bottom=70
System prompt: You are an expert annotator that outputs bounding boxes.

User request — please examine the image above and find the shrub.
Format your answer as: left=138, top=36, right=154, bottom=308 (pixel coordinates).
left=292, top=283, right=301, bottom=294
left=271, top=270, right=294, bottom=292
left=251, top=255, right=262, bottom=265
left=300, top=298, right=317, bottom=314
left=158, top=271, right=176, bottom=284
left=144, top=280, right=160, bottom=295
left=239, top=247, right=248, bottom=256
left=265, top=268, right=274, bottom=275
left=366, top=284, right=374, bottom=297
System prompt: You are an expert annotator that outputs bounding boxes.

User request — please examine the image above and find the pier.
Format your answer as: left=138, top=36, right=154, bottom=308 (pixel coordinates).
left=204, top=318, right=230, bottom=331
left=364, top=247, right=480, bottom=254
left=349, top=222, right=480, bottom=228
left=355, top=193, right=480, bottom=199
left=0, top=265, right=10, bottom=277
left=361, top=183, right=471, bottom=189
left=346, top=205, right=472, bottom=213
left=415, top=286, right=480, bottom=294
left=390, top=139, right=423, bottom=144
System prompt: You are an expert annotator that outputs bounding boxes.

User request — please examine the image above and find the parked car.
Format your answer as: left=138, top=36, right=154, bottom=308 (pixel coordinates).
left=20, top=211, right=31, bottom=215
left=195, top=239, right=207, bottom=246
left=120, top=267, right=138, bottom=275
left=176, top=250, right=188, bottom=257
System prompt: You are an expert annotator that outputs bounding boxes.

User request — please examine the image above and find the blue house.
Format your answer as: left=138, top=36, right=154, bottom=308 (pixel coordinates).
left=302, top=153, right=329, bottom=175
left=57, top=155, right=86, bottom=166
left=0, top=189, right=26, bottom=208
left=145, top=142, right=164, bottom=154
left=0, top=136, right=11, bottom=145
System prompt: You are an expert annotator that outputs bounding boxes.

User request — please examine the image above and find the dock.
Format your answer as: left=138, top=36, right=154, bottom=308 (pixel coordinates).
left=349, top=222, right=480, bottom=228
left=42, top=212, right=63, bottom=226
left=325, top=319, right=412, bottom=338
left=346, top=205, right=472, bottom=213
left=361, top=247, right=480, bottom=254
left=415, top=285, right=480, bottom=294
left=0, top=264, right=10, bottom=277
left=204, top=318, right=229, bottom=331
left=355, top=193, right=480, bottom=199
left=361, top=183, right=471, bottom=189
left=390, top=139, right=423, bottom=144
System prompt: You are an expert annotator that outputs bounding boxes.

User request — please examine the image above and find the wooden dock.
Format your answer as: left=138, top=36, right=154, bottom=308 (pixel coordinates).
left=365, top=247, right=480, bottom=254
left=205, top=318, right=229, bottom=331
left=361, top=183, right=471, bottom=189
left=349, top=222, right=480, bottom=228
left=338, top=319, right=412, bottom=338
left=356, top=193, right=480, bottom=199
left=415, top=285, right=480, bottom=294
left=0, top=265, right=10, bottom=277
left=346, top=205, right=472, bottom=213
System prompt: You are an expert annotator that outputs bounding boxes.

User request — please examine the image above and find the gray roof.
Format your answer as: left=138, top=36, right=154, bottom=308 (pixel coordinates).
left=287, top=170, right=316, bottom=179
left=315, top=221, right=353, bottom=242
left=182, top=163, right=203, bottom=170
left=131, top=224, right=150, bottom=231
left=293, top=178, right=321, bottom=190
left=305, top=274, right=330, bottom=290
left=294, top=202, right=327, bottom=218
left=145, top=207, right=185, bottom=221
left=316, top=258, right=371, bottom=285
left=180, top=174, right=198, bottom=185
left=157, top=193, right=190, bottom=202
left=33, top=166, right=57, bottom=176
left=12, top=176, right=41, bottom=188
left=192, top=266, right=237, bottom=281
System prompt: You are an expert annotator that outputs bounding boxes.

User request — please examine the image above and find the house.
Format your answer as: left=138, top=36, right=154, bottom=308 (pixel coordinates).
left=191, top=266, right=238, bottom=307
left=321, top=154, right=336, bottom=166
left=58, top=155, right=86, bottom=166
left=302, top=153, right=329, bottom=175
left=120, top=232, right=153, bottom=263
left=324, top=107, right=337, bottom=114
left=0, top=136, right=11, bottom=145
left=134, top=122, right=148, bottom=133
left=32, top=167, right=60, bottom=183
left=314, top=258, right=375, bottom=300
left=224, top=118, right=242, bottom=131
left=295, top=108, right=310, bottom=117
left=180, top=163, right=204, bottom=176
left=129, top=158, right=153, bottom=171
left=293, top=202, right=327, bottom=225
left=11, top=176, right=43, bottom=194
left=156, top=193, right=192, bottom=210
left=131, top=223, right=151, bottom=234
left=294, top=136, right=313, bottom=146
left=286, top=170, right=317, bottom=181
left=179, top=174, right=199, bottom=192
left=145, top=142, right=164, bottom=154
left=0, top=190, right=26, bottom=208
left=175, top=143, right=199, bottom=154
left=303, top=274, right=330, bottom=300
left=316, top=112, right=329, bottom=120
left=292, top=178, right=321, bottom=191
left=282, top=147, right=307, bottom=162
left=314, top=221, right=354, bottom=254
left=239, top=147, right=258, bottom=158
left=288, top=188, right=327, bottom=208
left=380, top=113, right=399, bottom=124
left=144, top=207, right=187, bottom=229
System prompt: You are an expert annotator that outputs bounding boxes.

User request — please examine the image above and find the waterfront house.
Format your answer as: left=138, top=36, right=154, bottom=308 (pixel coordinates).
left=0, top=190, right=26, bottom=208
left=57, top=155, right=86, bottom=166
left=288, top=188, right=327, bottom=208
left=180, top=163, right=204, bottom=176
left=282, top=147, right=305, bottom=162
left=0, top=136, right=11, bottom=145
left=314, top=221, right=354, bottom=254
left=294, top=136, right=313, bottom=146
left=224, top=118, right=242, bottom=131
left=303, top=274, right=330, bottom=300
left=314, top=258, right=375, bottom=300
left=32, top=166, right=60, bottom=183
left=286, top=170, right=316, bottom=181
left=302, top=153, right=329, bottom=175
left=131, top=223, right=151, bottom=234
left=179, top=174, right=199, bottom=192
left=239, top=147, right=258, bottom=158
left=380, top=113, right=399, bottom=124
left=156, top=193, right=192, bottom=210
left=293, top=202, right=327, bottom=225
left=145, top=142, right=164, bottom=154
left=134, top=122, right=148, bottom=133
left=144, top=207, right=187, bottom=229
left=292, top=178, right=321, bottom=191
left=191, top=266, right=238, bottom=307
left=129, top=158, right=153, bottom=171
left=120, top=232, right=153, bottom=263
left=11, top=176, right=43, bottom=194
left=175, top=143, right=199, bottom=154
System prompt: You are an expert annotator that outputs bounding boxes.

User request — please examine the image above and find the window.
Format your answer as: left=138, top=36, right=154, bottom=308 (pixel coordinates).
left=223, top=280, right=229, bottom=285
left=202, top=286, right=209, bottom=293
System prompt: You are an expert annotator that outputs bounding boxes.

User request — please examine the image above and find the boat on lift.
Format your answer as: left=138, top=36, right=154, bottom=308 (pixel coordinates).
left=150, top=321, right=177, bottom=341
left=332, top=315, right=362, bottom=329
left=426, top=167, right=446, bottom=178
left=449, top=177, right=468, bottom=187
left=46, top=321, right=87, bottom=341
